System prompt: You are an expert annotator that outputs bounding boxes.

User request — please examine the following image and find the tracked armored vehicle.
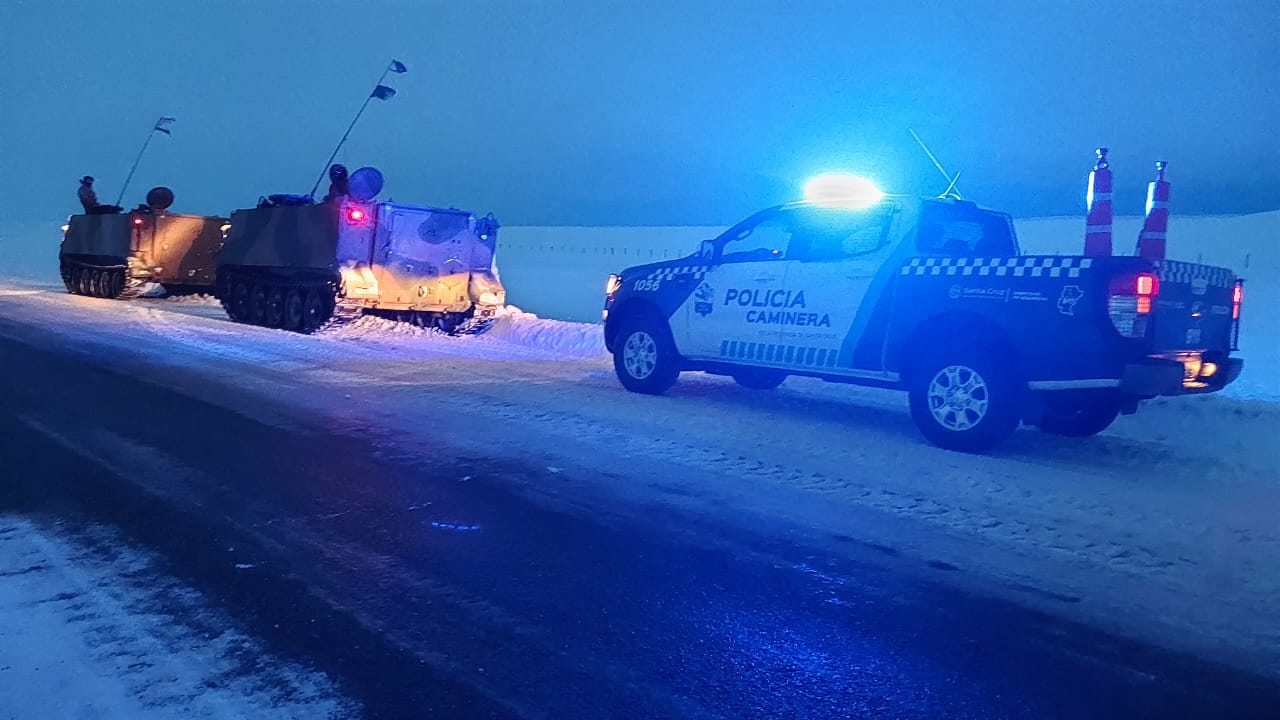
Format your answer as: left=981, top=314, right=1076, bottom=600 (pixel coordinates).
left=213, top=168, right=505, bottom=334
left=59, top=187, right=229, bottom=299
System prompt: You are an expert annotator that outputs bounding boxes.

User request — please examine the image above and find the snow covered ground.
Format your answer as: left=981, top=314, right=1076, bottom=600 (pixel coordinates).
left=0, top=283, right=1277, bottom=682
left=0, top=211, right=1276, bottom=685
left=0, top=514, right=354, bottom=719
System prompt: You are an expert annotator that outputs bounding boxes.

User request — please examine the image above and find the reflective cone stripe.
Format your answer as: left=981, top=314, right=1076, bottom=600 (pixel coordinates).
left=1084, top=148, right=1113, bottom=257
left=1136, top=161, right=1170, bottom=259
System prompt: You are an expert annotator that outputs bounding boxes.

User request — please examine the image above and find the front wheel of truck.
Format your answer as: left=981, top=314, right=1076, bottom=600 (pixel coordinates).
left=612, top=316, right=680, bottom=395
left=1034, top=391, right=1121, bottom=437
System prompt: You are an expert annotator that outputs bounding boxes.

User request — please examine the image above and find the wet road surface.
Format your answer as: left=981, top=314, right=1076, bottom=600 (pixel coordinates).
left=1, top=329, right=1277, bottom=719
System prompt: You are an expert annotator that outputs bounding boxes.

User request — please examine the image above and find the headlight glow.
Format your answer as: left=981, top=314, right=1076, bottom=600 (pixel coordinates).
left=606, top=274, right=623, bottom=296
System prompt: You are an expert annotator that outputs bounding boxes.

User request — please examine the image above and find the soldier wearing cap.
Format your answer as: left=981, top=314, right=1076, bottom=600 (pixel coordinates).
left=78, top=176, right=98, bottom=213
left=78, top=176, right=123, bottom=214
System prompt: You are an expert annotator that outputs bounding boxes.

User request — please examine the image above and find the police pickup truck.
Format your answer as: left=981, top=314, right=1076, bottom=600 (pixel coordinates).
left=602, top=196, right=1244, bottom=452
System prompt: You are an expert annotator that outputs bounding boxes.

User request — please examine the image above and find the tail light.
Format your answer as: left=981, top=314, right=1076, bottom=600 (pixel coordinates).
left=1108, top=272, right=1159, bottom=338
left=346, top=207, right=368, bottom=224
left=1231, top=280, right=1244, bottom=350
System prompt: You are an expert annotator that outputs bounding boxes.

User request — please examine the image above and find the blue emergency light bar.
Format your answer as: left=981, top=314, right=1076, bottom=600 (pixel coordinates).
left=803, top=173, right=885, bottom=210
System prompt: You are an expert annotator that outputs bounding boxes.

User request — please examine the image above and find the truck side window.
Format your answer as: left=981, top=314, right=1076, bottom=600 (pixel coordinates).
left=791, top=208, right=892, bottom=262
left=718, top=212, right=793, bottom=263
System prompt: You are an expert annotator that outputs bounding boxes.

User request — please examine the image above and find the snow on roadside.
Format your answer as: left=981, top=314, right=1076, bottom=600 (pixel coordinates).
left=484, top=306, right=606, bottom=357
left=0, top=515, right=356, bottom=719
left=323, top=306, right=607, bottom=358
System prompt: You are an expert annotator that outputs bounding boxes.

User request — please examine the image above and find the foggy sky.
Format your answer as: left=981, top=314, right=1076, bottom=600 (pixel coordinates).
left=2, top=0, right=1277, bottom=225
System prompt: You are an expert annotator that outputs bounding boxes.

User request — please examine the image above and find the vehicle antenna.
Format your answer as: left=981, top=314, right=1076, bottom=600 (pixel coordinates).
left=907, top=128, right=964, bottom=200
left=308, top=59, right=408, bottom=200
left=116, top=116, right=175, bottom=207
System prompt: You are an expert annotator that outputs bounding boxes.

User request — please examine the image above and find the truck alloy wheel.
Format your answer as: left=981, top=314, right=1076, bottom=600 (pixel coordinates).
left=927, top=365, right=990, bottom=431
left=612, top=317, right=680, bottom=395
left=623, top=331, right=658, bottom=379
left=908, top=351, right=1019, bottom=453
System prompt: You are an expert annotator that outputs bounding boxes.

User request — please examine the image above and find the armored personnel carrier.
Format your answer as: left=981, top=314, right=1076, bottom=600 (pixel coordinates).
left=60, top=187, right=229, bottom=299
left=213, top=167, right=505, bottom=334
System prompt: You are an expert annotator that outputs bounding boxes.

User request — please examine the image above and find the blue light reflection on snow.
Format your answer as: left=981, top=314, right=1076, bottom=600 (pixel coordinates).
left=431, top=521, right=481, bottom=532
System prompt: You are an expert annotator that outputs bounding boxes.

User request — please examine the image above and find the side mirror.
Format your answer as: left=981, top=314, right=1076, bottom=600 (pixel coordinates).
left=699, top=239, right=716, bottom=261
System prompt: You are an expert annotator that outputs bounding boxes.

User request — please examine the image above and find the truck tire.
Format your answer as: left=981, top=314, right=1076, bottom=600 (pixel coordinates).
left=613, top=315, right=680, bottom=395
left=733, top=369, right=786, bottom=390
left=1035, top=391, right=1121, bottom=437
left=909, top=350, right=1020, bottom=453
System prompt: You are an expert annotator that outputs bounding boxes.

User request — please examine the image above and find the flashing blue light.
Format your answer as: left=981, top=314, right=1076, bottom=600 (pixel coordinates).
left=803, top=173, right=885, bottom=210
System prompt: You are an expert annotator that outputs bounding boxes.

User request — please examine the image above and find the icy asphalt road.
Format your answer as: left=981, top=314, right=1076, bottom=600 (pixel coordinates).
left=0, top=286, right=1278, bottom=719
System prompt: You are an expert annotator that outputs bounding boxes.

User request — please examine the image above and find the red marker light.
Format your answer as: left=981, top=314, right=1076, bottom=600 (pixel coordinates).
left=1233, top=281, right=1243, bottom=320
left=132, top=217, right=144, bottom=226
left=1135, top=273, right=1158, bottom=296
left=347, top=208, right=366, bottom=223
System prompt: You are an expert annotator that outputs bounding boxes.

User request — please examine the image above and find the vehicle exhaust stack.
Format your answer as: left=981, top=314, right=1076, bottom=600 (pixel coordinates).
left=1136, top=161, right=1170, bottom=260
left=1084, top=148, right=1114, bottom=257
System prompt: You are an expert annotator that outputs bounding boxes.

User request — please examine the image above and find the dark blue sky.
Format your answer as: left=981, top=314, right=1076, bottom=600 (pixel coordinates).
left=2, top=0, right=1276, bottom=224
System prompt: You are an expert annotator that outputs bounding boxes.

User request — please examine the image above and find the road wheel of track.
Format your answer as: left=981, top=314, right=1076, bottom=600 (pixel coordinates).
left=75, top=268, right=91, bottom=296
left=249, top=285, right=268, bottom=325
left=436, top=313, right=462, bottom=335
left=732, top=369, right=787, bottom=390
left=283, top=288, right=304, bottom=332
left=96, top=270, right=112, bottom=298
left=60, top=264, right=75, bottom=293
left=301, top=288, right=329, bottom=333
left=230, top=280, right=251, bottom=321
left=108, top=270, right=125, bottom=298
left=612, top=315, right=680, bottom=395
left=1034, top=391, right=1122, bottom=437
left=264, top=287, right=285, bottom=328
left=88, top=270, right=104, bottom=297
left=908, top=349, right=1020, bottom=453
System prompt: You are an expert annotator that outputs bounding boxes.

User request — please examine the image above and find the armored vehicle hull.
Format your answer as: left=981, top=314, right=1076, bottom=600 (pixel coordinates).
left=59, top=211, right=229, bottom=299
left=214, top=200, right=504, bottom=333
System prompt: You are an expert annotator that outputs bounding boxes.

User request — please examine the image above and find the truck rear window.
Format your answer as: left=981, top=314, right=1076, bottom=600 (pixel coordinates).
left=916, top=202, right=1017, bottom=257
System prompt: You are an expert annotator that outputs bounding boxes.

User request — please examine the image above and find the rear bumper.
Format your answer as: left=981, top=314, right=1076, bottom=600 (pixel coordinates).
left=1119, top=357, right=1243, bottom=396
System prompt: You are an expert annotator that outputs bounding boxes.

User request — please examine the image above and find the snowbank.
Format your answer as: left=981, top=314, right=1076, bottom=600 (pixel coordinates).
left=484, top=306, right=607, bottom=357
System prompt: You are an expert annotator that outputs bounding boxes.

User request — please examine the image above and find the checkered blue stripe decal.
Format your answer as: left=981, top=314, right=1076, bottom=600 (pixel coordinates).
left=900, top=256, right=1094, bottom=278
left=720, top=340, right=838, bottom=369
left=646, top=265, right=709, bottom=281
left=1154, top=259, right=1235, bottom=288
